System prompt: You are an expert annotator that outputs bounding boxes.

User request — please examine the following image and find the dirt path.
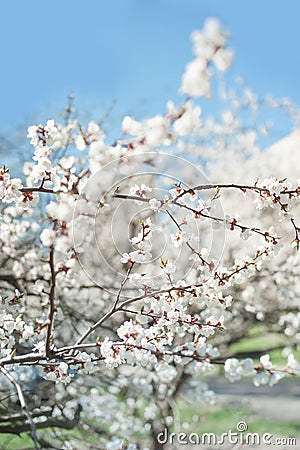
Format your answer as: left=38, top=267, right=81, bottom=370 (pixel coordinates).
left=210, top=377, right=300, bottom=423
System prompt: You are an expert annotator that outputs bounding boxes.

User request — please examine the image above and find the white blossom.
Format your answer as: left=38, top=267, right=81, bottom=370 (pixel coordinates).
left=40, top=228, right=56, bottom=247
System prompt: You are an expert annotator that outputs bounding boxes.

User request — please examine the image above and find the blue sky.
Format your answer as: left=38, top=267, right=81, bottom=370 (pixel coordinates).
left=1, top=0, right=300, bottom=141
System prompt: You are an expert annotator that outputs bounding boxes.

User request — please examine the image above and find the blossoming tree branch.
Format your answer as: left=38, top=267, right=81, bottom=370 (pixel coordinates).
left=0, top=18, right=300, bottom=450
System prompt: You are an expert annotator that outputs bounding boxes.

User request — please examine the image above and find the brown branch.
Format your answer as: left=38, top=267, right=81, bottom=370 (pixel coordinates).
left=113, top=183, right=300, bottom=203
left=230, top=344, right=286, bottom=360
left=112, top=262, right=134, bottom=310
left=0, top=405, right=82, bottom=435
left=0, top=352, right=47, bottom=367
left=45, top=245, right=56, bottom=357
left=113, top=193, right=149, bottom=202
left=172, top=199, right=279, bottom=242
left=119, top=307, right=223, bottom=329
left=174, top=182, right=300, bottom=200
left=0, top=408, right=53, bottom=424
left=20, top=186, right=59, bottom=194
left=113, top=191, right=280, bottom=242
left=0, top=273, right=22, bottom=290
left=19, top=167, right=89, bottom=196
left=291, top=217, right=300, bottom=250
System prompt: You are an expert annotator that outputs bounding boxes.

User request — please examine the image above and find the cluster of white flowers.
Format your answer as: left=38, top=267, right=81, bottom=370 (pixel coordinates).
left=225, top=353, right=300, bottom=387
left=122, top=114, right=171, bottom=148
left=254, top=177, right=294, bottom=213
left=0, top=166, right=39, bottom=207
left=169, top=101, right=202, bottom=136
left=122, top=100, right=202, bottom=150
left=99, top=318, right=223, bottom=374
left=0, top=306, right=34, bottom=358
left=27, top=120, right=60, bottom=183
left=128, top=183, right=152, bottom=204
left=26, top=119, right=81, bottom=194
left=73, top=351, right=96, bottom=373
left=0, top=17, right=300, bottom=450
left=44, top=361, right=73, bottom=384
left=121, top=217, right=154, bottom=264
left=181, top=18, right=233, bottom=97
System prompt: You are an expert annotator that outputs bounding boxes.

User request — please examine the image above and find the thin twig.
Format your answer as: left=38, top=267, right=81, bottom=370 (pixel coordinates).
left=0, top=366, right=40, bottom=450
left=45, top=245, right=56, bottom=357
left=73, top=264, right=134, bottom=348
left=112, top=263, right=134, bottom=310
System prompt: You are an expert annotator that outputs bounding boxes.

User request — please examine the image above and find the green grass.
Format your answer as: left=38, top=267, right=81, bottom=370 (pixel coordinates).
left=0, top=426, right=104, bottom=450
left=0, top=433, right=34, bottom=450
left=179, top=403, right=300, bottom=437
left=228, top=324, right=300, bottom=366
